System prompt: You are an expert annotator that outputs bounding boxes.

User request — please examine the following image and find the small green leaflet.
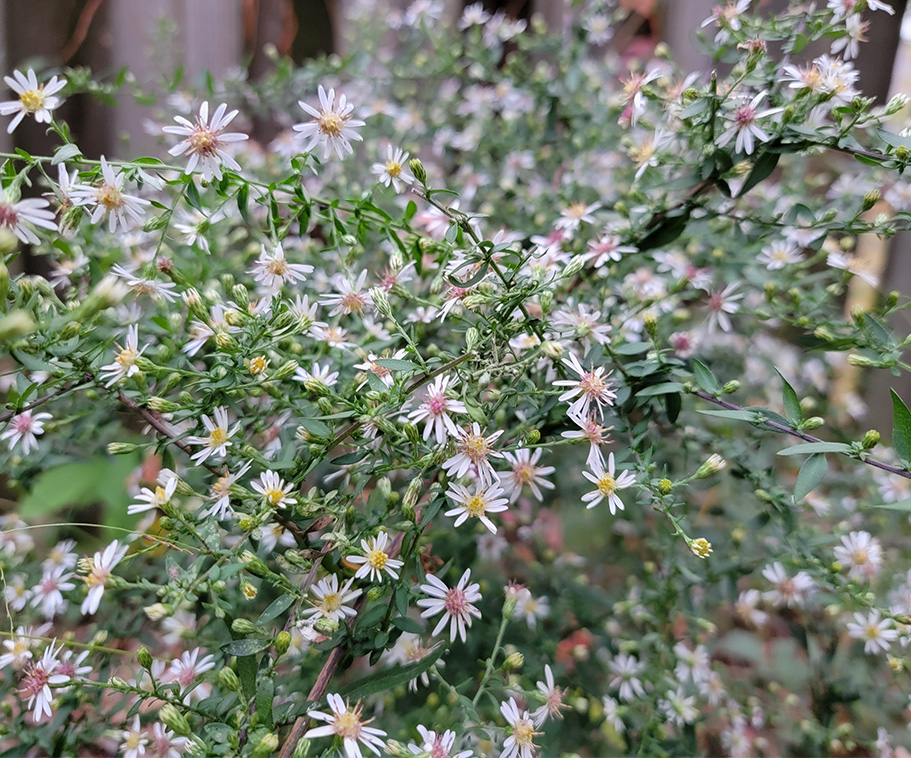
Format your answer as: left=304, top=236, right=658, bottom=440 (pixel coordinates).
left=338, top=643, right=447, bottom=700
left=890, top=389, right=911, bottom=463
left=692, top=359, right=721, bottom=395
left=777, top=442, right=852, bottom=456
left=775, top=368, right=802, bottom=425
left=794, top=452, right=827, bottom=502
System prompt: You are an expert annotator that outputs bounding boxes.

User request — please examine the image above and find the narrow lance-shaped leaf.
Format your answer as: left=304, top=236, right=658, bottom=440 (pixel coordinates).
left=794, top=452, right=827, bottom=502
left=890, top=389, right=911, bottom=463
left=776, top=368, right=802, bottom=426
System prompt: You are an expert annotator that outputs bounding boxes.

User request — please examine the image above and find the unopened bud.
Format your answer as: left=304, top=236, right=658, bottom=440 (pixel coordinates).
left=862, top=429, right=881, bottom=449
left=314, top=616, right=339, bottom=635
left=801, top=416, right=824, bottom=430
left=106, top=442, right=140, bottom=455
left=563, top=255, right=586, bottom=278
left=253, top=734, right=280, bottom=757
left=502, top=652, right=524, bottom=671
left=218, top=667, right=241, bottom=693
left=862, top=189, right=880, bottom=212
left=643, top=312, right=658, bottom=339
left=215, top=332, right=239, bottom=351
left=658, top=478, right=673, bottom=495
left=137, top=646, right=153, bottom=670
left=847, top=354, right=878, bottom=367
left=465, top=327, right=481, bottom=353
left=408, top=158, right=427, bottom=185
left=144, top=603, right=171, bottom=621
left=370, top=287, right=392, bottom=318
left=231, top=618, right=259, bottom=635
left=159, top=703, right=191, bottom=736
left=525, top=429, right=541, bottom=445
left=147, top=396, right=181, bottom=413
left=275, top=631, right=291, bottom=657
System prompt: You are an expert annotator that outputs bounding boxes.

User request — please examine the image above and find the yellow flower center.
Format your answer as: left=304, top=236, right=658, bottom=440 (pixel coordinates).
left=323, top=593, right=342, bottom=612
left=333, top=708, right=364, bottom=740
left=264, top=488, right=285, bottom=506
left=318, top=112, right=345, bottom=138
left=596, top=474, right=616, bottom=496
left=513, top=721, right=537, bottom=746
left=250, top=356, right=268, bottom=375
left=385, top=160, right=402, bottom=177
left=116, top=347, right=138, bottom=369
left=19, top=89, right=46, bottom=113
left=208, top=427, right=228, bottom=447
left=461, top=434, right=490, bottom=462
left=367, top=549, right=389, bottom=570
left=267, top=258, right=290, bottom=276
left=465, top=494, right=487, bottom=517
left=690, top=538, right=713, bottom=559
left=188, top=128, right=218, bottom=156
left=566, top=202, right=588, bottom=219
left=154, top=485, right=169, bottom=505
left=125, top=734, right=143, bottom=749
left=96, top=184, right=125, bottom=210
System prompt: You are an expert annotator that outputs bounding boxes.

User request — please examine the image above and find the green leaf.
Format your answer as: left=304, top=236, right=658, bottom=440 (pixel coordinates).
left=236, top=183, right=249, bottom=224
left=51, top=143, right=82, bottom=165
left=404, top=200, right=417, bottom=221
left=255, top=677, right=274, bottom=729
left=184, top=178, right=202, bottom=211
left=447, top=262, right=488, bottom=288
left=697, top=409, right=761, bottom=421
left=373, top=358, right=419, bottom=371
left=737, top=150, right=780, bottom=197
left=692, top=359, right=721, bottom=395
left=638, top=212, right=690, bottom=251
left=331, top=450, right=368, bottom=466
left=636, top=382, right=684, bottom=398
left=221, top=639, right=272, bottom=657
left=256, top=594, right=296, bottom=626
left=776, top=369, right=802, bottom=425
left=298, top=417, right=330, bottom=438
left=794, top=453, right=827, bottom=502
left=871, top=498, right=911, bottom=511
left=891, top=389, right=911, bottom=462
left=613, top=342, right=651, bottom=355
left=776, top=442, right=852, bottom=456
left=877, top=128, right=911, bottom=150
left=392, top=616, right=424, bottom=634
left=338, top=644, right=447, bottom=700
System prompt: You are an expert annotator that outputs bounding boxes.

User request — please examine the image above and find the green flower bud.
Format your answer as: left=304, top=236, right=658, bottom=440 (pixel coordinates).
left=107, top=442, right=141, bottom=455
left=231, top=618, right=259, bottom=635
left=847, top=354, right=878, bottom=367
left=694, top=454, right=726, bottom=479
left=408, top=158, right=427, bottom=186
left=272, top=360, right=300, bottom=381
left=370, top=287, right=392, bottom=318
left=657, top=478, right=673, bottom=495
left=147, top=396, right=181, bottom=413
left=525, top=429, right=541, bottom=445
left=721, top=380, right=740, bottom=394
left=317, top=397, right=334, bottom=415
left=801, top=416, right=824, bottom=430
left=862, top=189, right=881, bottom=212
left=563, top=255, right=586, bottom=278
left=253, top=733, right=280, bottom=757
left=215, top=332, right=239, bottom=351
left=158, top=516, right=176, bottom=531
left=218, top=666, right=241, bottom=693
left=502, top=652, right=524, bottom=671
left=862, top=429, right=881, bottom=449
left=0, top=261, right=8, bottom=301
left=137, top=646, right=153, bottom=670
left=275, top=631, right=291, bottom=657
left=314, top=616, right=339, bottom=635
left=159, top=703, right=192, bottom=736
left=292, top=737, right=311, bottom=758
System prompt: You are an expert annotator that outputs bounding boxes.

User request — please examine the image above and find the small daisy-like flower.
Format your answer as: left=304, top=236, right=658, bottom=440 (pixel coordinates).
left=347, top=533, right=404, bottom=583
left=407, top=374, right=468, bottom=445
left=164, top=647, right=216, bottom=702
left=294, top=361, right=340, bottom=393
left=71, top=157, right=151, bottom=233
left=442, top=423, right=505, bottom=485
left=582, top=453, right=636, bottom=513
left=80, top=539, right=128, bottom=615
left=0, top=192, right=58, bottom=244
left=608, top=653, right=646, bottom=702
left=251, top=470, right=297, bottom=509
left=702, top=281, right=743, bottom=333
left=554, top=201, right=601, bottom=234
left=2, top=410, right=52, bottom=453
left=293, top=85, right=366, bottom=160
left=249, top=242, right=314, bottom=293
left=302, top=574, right=362, bottom=621
left=444, top=481, right=510, bottom=534
left=321, top=270, right=370, bottom=317
left=553, top=353, right=617, bottom=420
left=498, top=448, right=556, bottom=503
left=0, top=69, right=65, bottom=133
left=372, top=145, right=413, bottom=192
left=516, top=590, right=550, bottom=630
left=30, top=567, right=75, bottom=620
left=385, top=634, right=442, bottom=692
left=305, top=693, right=387, bottom=758
left=847, top=609, right=898, bottom=655
left=834, top=530, right=883, bottom=581
left=202, top=461, right=252, bottom=520
left=408, top=725, right=472, bottom=758
left=717, top=91, right=783, bottom=155
left=186, top=407, right=240, bottom=464
left=120, top=715, right=148, bottom=758
left=99, top=325, right=148, bottom=387
left=129, top=471, right=179, bottom=515
left=689, top=537, right=713, bottom=559
left=761, top=562, right=816, bottom=608
left=148, top=722, right=188, bottom=758
left=532, top=664, right=569, bottom=727
left=500, top=697, right=541, bottom=758
left=417, top=568, right=482, bottom=643
left=561, top=412, right=611, bottom=471
left=162, top=101, right=249, bottom=181
left=757, top=240, right=803, bottom=270
left=19, top=640, right=70, bottom=722
left=110, top=264, right=179, bottom=302
left=5, top=574, right=31, bottom=612
left=658, top=687, right=700, bottom=728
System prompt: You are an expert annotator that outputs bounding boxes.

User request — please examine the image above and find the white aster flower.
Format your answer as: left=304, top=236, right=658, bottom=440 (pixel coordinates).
left=347, top=532, right=404, bottom=583
left=372, top=145, right=413, bottom=192
left=500, top=697, right=540, bottom=758
left=19, top=640, right=69, bottom=722
left=407, top=374, right=467, bottom=445
left=71, top=157, right=151, bottom=233
left=186, top=406, right=240, bottom=464
left=847, top=609, right=898, bottom=655
left=442, top=423, right=505, bottom=485
left=659, top=687, right=700, bottom=728
left=758, top=240, right=803, bottom=270
left=99, top=325, right=148, bottom=387
left=251, top=470, right=297, bottom=509
left=81, top=539, right=128, bottom=615
left=717, top=91, right=783, bottom=155
left=202, top=462, right=252, bottom=520
left=304, top=693, right=387, bottom=758
left=581, top=453, right=636, bottom=513
left=30, top=567, right=75, bottom=620
left=302, top=574, right=362, bottom=621
left=532, top=664, right=568, bottom=726
left=408, top=725, right=472, bottom=758
left=417, top=568, right=482, bottom=643
left=249, top=242, right=313, bottom=293
left=162, top=100, right=249, bottom=181
left=444, top=481, right=510, bottom=534
left=0, top=68, right=65, bottom=133
left=119, top=715, right=148, bottom=758
left=498, top=448, right=556, bottom=503
left=2, top=409, right=52, bottom=453
left=293, top=85, right=366, bottom=160
left=761, top=561, right=815, bottom=608
left=553, top=352, right=617, bottom=420
left=834, top=530, right=883, bottom=581
left=608, top=652, right=646, bottom=702
left=129, top=470, right=179, bottom=515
